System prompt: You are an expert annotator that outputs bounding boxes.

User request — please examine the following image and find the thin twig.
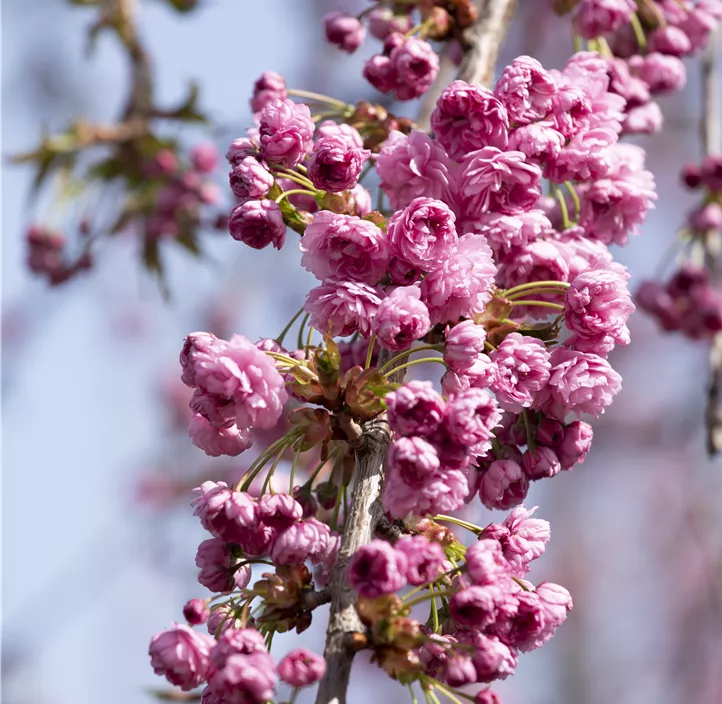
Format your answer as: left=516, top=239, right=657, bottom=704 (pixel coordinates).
left=702, top=31, right=722, bottom=455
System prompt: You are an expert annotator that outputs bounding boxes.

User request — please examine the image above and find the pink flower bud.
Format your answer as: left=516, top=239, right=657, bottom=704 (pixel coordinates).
left=149, top=624, right=214, bottom=690
left=444, top=321, right=486, bottom=372
left=701, top=155, right=722, bottom=191
left=431, top=81, right=509, bottom=161
left=648, top=25, right=693, bottom=56
left=395, top=535, right=446, bottom=585
left=521, top=446, right=561, bottom=480
left=479, top=460, right=529, bottom=511
left=323, top=12, right=365, bottom=53
left=270, top=519, right=330, bottom=565
left=490, top=334, right=551, bottom=413
left=372, top=286, right=431, bottom=351
left=536, top=417, right=565, bottom=447
left=348, top=539, right=408, bottom=598
left=277, top=648, right=327, bottom=687
left=250, top=71, right=287, bottom=114
left=445, top=389, right=501, bottom=449
left=183, top=598, right=210, bottom=625
left=557, top=420, right=593, bottom=469
left=196, top=538, right=252, bottom=592
left=368, top=8, right=413, bottom=39
left=444, top=653, right=477, bottom=688
left=300, top=211, right=389, bottom=284
left=573, top=0, right=635, bottom=39
left=229, top=199, right=286, bottom=250
left=450, top=585, right=503, bottom=628
left=308, top=135, right=370, bottom=192
left=229, top=157, right=274, bottom=200
left=191, top=143, right=218, bottom=174
left=476, top=689, right=502, bottom=704
left=188, top=415, right=253, bottom=457
left=226, top=138, right=258, bottom=166
left=631, top=52, right=686, bottom=94
left=363, top=54, right=398, bottom=94
left=258, top=98, right=314, bottom=169
left=465, top=539, right=510, bottom=586
left=690, top=202, right=722, bottom=232
left=390, top=36, right=440, bottom=100
left=304, top=278, right=383, bottom=338
left=386, top=381, right=446, bottom=437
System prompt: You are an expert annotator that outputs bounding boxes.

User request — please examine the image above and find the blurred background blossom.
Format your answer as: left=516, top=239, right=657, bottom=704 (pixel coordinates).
left=3, top=2, right=722, bottom=704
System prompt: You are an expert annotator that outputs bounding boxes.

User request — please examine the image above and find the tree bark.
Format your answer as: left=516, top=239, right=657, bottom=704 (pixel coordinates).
left=456, top=0, right=518, bottom=86
left=314, top=415, right=391, bottom=704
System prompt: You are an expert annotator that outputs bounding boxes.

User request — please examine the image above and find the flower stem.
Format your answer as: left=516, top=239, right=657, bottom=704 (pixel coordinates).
left=297, top=312, right=310, bottom=350
left=287, top=88, right=348, bottom=110
left=275, top=168, right=315, bottom=190
left=630, top=12, right=647, bottom=51
left=554, top=185, right=571, bottom=229
left=404, top=589, right=455, bottom=610
left=275, top=188, right=317, bottom=204
left=506, top=286, right=568, bottom=301
left=276, top=307, right=304, bottom=346
left=430, top=584, right=440, bottom=633
left=238, top=432, right=300, bottom=492
left=502, top=281, right=570, bottom=297
left=563, top=181, right=581, bottom=220
left=510, top=300, right=564, bottom=310
left=377, top=344, right=444, bottom=373
left=433, top=514, right=482, bottom=534
left=365, top=334, right=377, bottom=370
left=383, top=357, right=447, bottom=378
left=289, top=449, right=301, bottom=493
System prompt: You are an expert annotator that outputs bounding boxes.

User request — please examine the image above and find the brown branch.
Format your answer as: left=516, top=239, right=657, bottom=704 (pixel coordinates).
left=702, top=32, right=722, bottom=455
left=301, top=587, right=332, bottom=611
left=456, top=0, right=518, bottom=86
left=315, top=414, right=391, bottom=704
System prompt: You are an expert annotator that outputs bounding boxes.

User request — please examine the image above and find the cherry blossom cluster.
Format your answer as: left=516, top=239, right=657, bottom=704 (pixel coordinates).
left=553, top=0, right=722, bottom=135
left=23, top=143, right=225, bottom=286
left=323, top=1, right=483, bottom=101
left=148, top=19, right=659, bottom=704
left=345, top=506, right=571, bottom=700
left=638, top=155, right=722, bottom=338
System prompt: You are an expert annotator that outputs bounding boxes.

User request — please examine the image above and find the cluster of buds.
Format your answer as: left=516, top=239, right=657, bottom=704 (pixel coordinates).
left=554, top=0, right=722, bottom=134
left=344, top=506, right=571, bottom=702
left=638, top=156, right=722, bottom=339
left=25, top=224, right=92, bottom=285
left=324, top=1, right=481, bottom=102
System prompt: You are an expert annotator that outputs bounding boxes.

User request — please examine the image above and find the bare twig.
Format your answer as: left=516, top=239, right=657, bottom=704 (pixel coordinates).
left=702, top=32, right=722, bottom=455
